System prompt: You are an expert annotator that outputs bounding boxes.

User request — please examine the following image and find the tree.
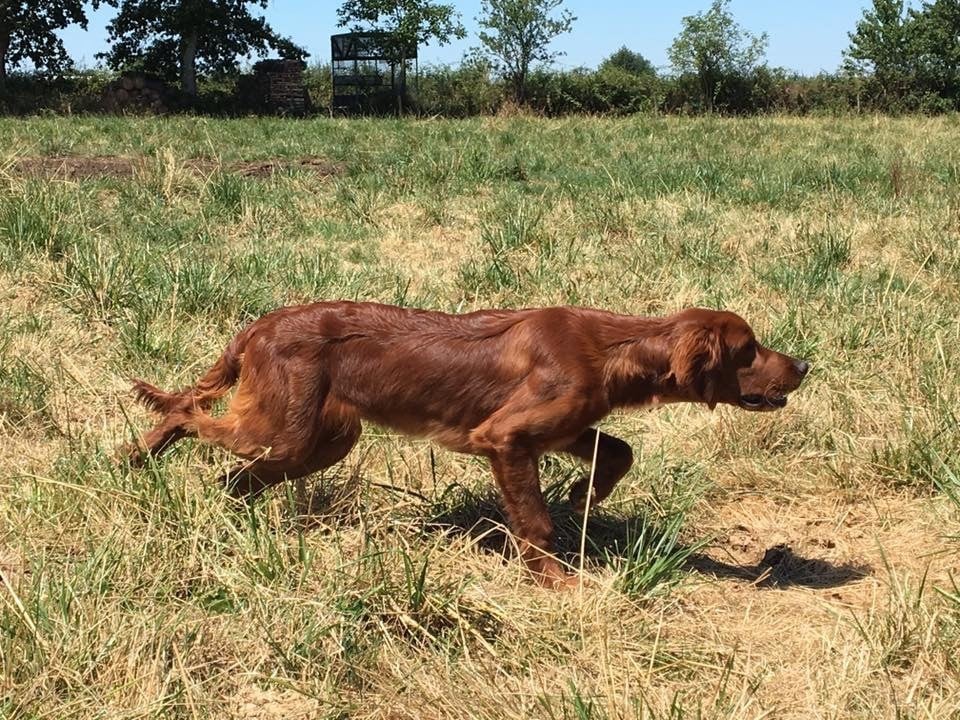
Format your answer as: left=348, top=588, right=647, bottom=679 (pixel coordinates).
left=599, top=46, right=655, bottom=77
left=98, top=0, right=306, bottom=96
left=336, top=0, right=465, bottom=58
left=0, top=1, right=92, bottom=84
left=667, top=0, right=767, bottom=113
left=475, top=0, right=576, bottom=104
left=843, top=0, right=918, bottom=103
left=336, top=0, right=465, bottom=112
left=910, top=0, right=960, bottom=101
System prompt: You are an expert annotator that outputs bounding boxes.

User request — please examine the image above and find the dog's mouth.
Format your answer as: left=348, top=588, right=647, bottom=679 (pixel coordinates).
left=739, top=393, right=788, bottom=410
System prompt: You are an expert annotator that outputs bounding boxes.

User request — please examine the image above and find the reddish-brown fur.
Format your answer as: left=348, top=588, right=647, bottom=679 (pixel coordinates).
left=123, top=302, right=809, bottom=588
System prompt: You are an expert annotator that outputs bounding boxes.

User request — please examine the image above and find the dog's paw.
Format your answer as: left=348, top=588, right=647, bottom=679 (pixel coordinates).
left=115, top=441, right=146, bottom=468
left=531, top=559, right=583, bottom=590
left=568, top=477, right=597, bottom=515
left=557, top=573, right=586, bottom=591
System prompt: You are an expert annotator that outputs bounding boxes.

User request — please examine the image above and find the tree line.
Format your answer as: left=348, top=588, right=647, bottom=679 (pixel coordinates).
left=1, top=0, right=959, bottom=115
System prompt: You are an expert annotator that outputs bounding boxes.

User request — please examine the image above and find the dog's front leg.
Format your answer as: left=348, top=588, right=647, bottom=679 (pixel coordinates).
left=563, top=429, right=634, bottom=513
left=489, top=447, right=574, bottom=589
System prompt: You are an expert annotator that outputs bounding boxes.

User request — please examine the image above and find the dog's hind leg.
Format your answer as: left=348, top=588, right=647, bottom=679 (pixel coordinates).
left=123, top=411, right=196, bottom=467
left=216, top=460, right=291, bottom=501
left=214, top=399, right=363, bottom=501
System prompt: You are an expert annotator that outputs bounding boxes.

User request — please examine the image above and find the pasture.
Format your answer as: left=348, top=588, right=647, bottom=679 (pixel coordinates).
left=1, top=114, right=959, bottom=719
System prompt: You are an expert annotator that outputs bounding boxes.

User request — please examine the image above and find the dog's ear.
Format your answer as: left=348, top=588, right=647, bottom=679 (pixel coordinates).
left=671, top=327, right=724, bottom=409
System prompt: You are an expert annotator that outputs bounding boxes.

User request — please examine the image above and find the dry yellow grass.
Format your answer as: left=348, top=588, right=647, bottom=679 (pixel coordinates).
left=1, top=114, right=959, bottom=719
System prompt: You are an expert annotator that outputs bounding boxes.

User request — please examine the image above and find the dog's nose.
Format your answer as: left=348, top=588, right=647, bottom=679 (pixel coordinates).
left=794, top=360, right=810, bottom=377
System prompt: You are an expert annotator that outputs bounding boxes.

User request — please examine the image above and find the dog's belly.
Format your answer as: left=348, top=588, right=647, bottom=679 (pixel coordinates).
left=328, top=346, right=517, bottom=453
left=353, top=398, right=490, bottom=455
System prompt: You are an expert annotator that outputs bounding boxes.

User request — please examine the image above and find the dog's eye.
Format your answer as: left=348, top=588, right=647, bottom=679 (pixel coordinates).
left=736, top=340, right=758, bottom=363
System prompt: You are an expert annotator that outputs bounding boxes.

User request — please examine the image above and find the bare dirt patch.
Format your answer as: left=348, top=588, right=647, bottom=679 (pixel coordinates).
left=231, top=686, right=318, bottom=720
left=233, top=157, right=343, bottom=179
left=8, top=155, right=344, bottom=180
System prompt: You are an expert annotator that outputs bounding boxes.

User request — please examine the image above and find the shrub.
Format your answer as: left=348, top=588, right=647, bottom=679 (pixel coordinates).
left=0, top=70, right=112, bottom=115
left=525, top=66, right=662, bottom=116
left=412, top=60, right=503, bottom=117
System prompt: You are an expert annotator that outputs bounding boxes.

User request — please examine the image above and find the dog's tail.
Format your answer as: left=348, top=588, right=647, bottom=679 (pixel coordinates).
left=131, top=326, right=253, bottom=415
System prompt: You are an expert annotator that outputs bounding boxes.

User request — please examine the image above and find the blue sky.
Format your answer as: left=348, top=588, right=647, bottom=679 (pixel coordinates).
left=60, top=1, right=872, bottom=76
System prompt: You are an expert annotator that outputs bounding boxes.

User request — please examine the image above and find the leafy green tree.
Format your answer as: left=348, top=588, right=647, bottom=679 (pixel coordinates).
left=0, top=1, right=92, bottom=84
left=910, top=0, right=960, bottom=101
left=98, top=0, right=306, bottom=96
left=336, top=0, right=465, bottom=112
left=336, top=0, right=465, bottom=60
left=667, top=0, right=767, bottom=113
left=844, top=0, right=918, bottom=103
left=599, top=46, right=655, bottom=77
left=475, top=0, right=576, bottom=104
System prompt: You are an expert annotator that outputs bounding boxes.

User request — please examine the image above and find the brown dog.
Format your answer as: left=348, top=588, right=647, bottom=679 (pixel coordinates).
left=124, top=302, right=809, bottom=587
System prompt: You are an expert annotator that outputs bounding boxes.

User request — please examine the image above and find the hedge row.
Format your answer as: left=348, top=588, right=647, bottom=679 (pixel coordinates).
left=2, top=63, right=957, bottom=117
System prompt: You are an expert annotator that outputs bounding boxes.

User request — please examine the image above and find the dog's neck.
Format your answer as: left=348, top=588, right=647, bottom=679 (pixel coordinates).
left=596, top=316, right=684, bottom=408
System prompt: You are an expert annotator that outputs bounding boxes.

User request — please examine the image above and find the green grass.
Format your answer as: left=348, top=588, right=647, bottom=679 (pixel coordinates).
left=1, top=113, right=959, bottom=718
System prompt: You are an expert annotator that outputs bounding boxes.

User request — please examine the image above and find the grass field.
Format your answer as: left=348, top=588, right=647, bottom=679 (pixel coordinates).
left=1, top=113, right=959, bottom=719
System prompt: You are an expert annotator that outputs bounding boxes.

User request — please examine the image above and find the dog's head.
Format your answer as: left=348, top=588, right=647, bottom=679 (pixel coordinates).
left=669, top=308, right=809, bottom=411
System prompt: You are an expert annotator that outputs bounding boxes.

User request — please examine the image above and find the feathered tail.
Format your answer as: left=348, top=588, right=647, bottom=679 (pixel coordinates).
left=131, top=326, right=253, bottom=415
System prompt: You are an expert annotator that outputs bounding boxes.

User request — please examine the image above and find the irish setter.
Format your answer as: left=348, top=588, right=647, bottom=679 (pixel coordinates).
left=124, top=302, right=809, bottom=588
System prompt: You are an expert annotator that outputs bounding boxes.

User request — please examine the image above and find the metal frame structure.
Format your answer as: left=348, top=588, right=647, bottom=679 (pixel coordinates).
left=331, top=32, right=418, bottom=114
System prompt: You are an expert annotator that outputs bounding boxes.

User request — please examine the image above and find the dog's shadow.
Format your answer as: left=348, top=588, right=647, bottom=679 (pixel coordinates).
left=421, top=483, right=870, bottom=590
